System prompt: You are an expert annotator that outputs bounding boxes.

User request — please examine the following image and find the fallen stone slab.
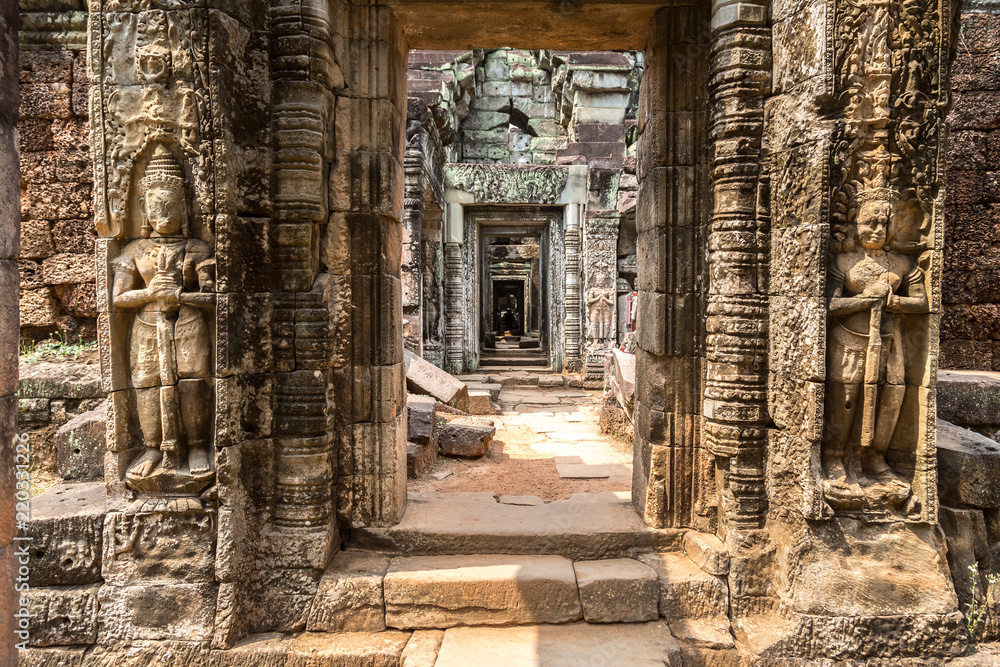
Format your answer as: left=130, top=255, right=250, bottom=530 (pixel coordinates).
left=438, top=417, right=496, bottom=458
left=407, top=441, right=436, bottom=478
left=433, top=621, right=682, bottom=666
left=307, top=551, right=390, bottom=633
left=574, top=559, right=659, bottom=623
left=55, top=402, right=106, bottom=480
left=556, top=463, right=630, bottom=479
left=938, top=419, right=1000, bottom=509
left=683, top=531, right=730, bottom=576
left=406, top=394, right=437, bottom=446
left=498, top=495, right=545, bottom=506
left=404, top=349, right=470, bottom=412
left=384, top=554, right=582, bottom=629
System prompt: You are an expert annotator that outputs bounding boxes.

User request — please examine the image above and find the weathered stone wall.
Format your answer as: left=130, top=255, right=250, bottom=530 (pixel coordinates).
left=1, top=0, right=18, bottom=657
left=940, top=5, right=1000, bottom=370
left=18, top=0, right=94, bottom=342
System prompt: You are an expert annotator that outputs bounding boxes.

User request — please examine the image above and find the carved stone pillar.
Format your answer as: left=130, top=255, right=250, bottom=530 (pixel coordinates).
left=563, top=203, right=583, bottom=373
left=704, top=0, right=771, bottom=536
left=582, top=213, right=618, bottom=382
left=403, top=136, right=426, bottom=356
left=632, top=5, right=714, bottom=531
left=90, top=0, right=273, bottom=645
left=736, top=0, right=966, bottom=657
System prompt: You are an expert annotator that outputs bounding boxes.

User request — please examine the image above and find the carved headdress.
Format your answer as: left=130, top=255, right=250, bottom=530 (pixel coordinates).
left=138, top=143, right=187, bottom=238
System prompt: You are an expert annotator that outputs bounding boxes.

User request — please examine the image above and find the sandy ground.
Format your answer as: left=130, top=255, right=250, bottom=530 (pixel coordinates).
left=409, top=387, right=633, bottom=500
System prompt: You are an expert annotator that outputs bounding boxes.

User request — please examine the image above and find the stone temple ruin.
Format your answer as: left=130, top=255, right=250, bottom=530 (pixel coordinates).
left=5, top=0, right=1000, bottom=663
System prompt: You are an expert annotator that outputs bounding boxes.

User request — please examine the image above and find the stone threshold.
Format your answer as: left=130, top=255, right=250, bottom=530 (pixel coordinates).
left=349, top=491, right=683, bottom=559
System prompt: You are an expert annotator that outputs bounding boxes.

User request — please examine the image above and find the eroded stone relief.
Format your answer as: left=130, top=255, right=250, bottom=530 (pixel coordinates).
left=112, top=144, right=215, bottom=495
left=820, top=0, right=942, bottom=522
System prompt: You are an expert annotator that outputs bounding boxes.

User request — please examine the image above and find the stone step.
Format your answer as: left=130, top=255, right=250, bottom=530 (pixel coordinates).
left=351, top=491, right=681, bottom=559
left=432, top=621, right=683, bottom=666
left=384, top=554, right=583, bottom=629
left=478, top=359, right=549, bottom=369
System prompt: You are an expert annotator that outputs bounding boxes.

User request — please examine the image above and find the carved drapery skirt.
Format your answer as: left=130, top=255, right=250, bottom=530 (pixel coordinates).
left=130, top=305, right=210, bottom=388
left=828, top=323, right=904, bottom=386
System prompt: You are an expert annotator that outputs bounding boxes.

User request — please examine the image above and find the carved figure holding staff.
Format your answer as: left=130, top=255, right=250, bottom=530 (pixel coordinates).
left=823, top=169, right=928, bottom=511
left=112, top=143, right=215, bottom=491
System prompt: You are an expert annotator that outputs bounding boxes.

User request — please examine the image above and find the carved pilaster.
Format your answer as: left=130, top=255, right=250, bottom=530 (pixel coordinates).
left=444, top=241, right=464, bottom=374
left=705, top=0, right=772, bottom=535
left=564, top=204, right=583, bottom=372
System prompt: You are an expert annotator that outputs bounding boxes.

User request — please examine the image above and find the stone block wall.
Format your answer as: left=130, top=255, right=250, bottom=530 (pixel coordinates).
left=941, top=7, right=1000, bottom=370
left=18, top=2, right=94, bottom=342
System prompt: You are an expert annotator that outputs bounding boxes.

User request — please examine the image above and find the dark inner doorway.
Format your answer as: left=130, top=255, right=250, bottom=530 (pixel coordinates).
left=494, top=280, right=525, bottom=335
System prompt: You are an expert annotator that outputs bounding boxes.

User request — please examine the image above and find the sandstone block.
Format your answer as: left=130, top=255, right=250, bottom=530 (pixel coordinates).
left=434, top=621, right=682, bottom=666
left=937, top=419, right=1000, bottom=509
left=401, top=630, right=445, bottom=667
left=55, top=403, right=105, bottom=480
left=97, top=582, right=217, bottom=642
left=26, top=482, right=105, bottom=586
left=307, top=551, right=390, bottom=633
left=407, top=441, right=436, bottom=477
left=639, top=552, right=733, bottom=649
left=683, top=531, right=730, bottom=576
left=406, top=393, right=437, bottom=445
left=574, top=558, right=659, bottom=623
left=438, top=417, right=496, bottom=458
left=384, top=554, right=582, bottom=628
left=937, top=370, right=1000, bottom=429
left=404, top=349, right=469, bottom=412
left=27, top=585, right=99, bottom=646
left=102, top=511, right=215, bottom=585
left=467, top=390, right=495, bottom=415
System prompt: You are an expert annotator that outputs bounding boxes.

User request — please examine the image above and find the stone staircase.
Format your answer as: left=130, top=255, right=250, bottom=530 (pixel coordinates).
left=479, top=339, right=549, bottom=370
left=303, top=492, right=738, bottom=665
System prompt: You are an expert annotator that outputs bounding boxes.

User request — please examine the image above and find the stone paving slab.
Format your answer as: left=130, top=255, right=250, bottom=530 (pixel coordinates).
left=433, top=621, right=682, bottom=666
left=556, top=463, right=631, bottom=479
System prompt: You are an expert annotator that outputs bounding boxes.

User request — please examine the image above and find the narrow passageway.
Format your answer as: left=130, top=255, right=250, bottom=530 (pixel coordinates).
left=409, top=383, right=632, bottom=500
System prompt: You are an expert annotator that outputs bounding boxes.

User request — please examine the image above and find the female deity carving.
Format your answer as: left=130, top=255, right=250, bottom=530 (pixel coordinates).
left=112, top=143, right=215, bottom=492
left=823, top=180, right=928, bottom=512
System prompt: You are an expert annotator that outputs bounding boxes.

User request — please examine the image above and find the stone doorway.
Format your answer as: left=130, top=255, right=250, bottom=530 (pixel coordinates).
left=47, top=0, right=964, bottom=658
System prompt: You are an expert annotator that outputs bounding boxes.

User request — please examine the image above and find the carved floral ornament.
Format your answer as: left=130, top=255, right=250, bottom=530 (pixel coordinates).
left=445, top=164, right=570, bottom=204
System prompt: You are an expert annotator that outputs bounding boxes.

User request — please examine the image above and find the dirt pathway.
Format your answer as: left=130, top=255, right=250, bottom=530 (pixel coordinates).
left=408, top=386, right=633, bottom=500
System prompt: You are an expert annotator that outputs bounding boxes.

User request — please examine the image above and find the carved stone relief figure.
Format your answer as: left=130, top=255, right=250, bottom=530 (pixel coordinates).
left=823, top=149, right=928, bottom=513
left=586, top=288, right=615, bottom=341
left=112, top=144, right=215, bottom=494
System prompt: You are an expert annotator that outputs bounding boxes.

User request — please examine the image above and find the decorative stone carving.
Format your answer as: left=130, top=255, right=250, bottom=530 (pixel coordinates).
left=818, top=0, right=942, bottom=521
left=111, top=143, right=215, bottom=495
left=445, top=164, right=569, bottom=204
left=586, top=288, right=615, bottom=341
left=824, top=150, right=929, bottom=513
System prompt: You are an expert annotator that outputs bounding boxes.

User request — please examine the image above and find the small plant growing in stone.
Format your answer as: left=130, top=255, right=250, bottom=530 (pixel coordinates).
left=965, top=563, right=999, bottom=639
left=19, top=333, right=98, bottom=363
